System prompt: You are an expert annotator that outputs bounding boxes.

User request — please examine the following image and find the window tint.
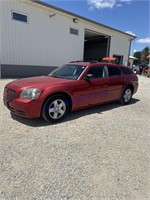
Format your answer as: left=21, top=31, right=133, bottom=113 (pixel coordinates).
left=121, top=67, right=134, bottom=75
left=107, top=66, right=121, bottom=77
left=86, top=66, right=105, bottom=79
left=12, top=11, right=28, bottom=23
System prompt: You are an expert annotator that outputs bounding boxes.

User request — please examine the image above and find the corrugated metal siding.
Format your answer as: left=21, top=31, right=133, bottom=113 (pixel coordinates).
left=1, top=64, right=57, bottom=78
left=1, top=0, right=84, bottom=66
left=0, top=0, right=132, bottom=77
left=109, top=35, right=130, bottom=65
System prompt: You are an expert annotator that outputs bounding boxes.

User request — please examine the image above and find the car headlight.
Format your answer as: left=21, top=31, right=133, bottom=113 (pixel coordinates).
left=20, top=88, right=41, bottom=99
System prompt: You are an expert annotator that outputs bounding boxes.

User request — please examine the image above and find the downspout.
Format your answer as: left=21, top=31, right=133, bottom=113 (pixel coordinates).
left=127, top=39, right=132, bottom=67
left=128, top=36, right=136, bottom=68
left=106, top=36, right=111, bottom=57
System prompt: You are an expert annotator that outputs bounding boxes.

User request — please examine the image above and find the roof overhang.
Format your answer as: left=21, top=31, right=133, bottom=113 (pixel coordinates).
left=129, top=56, right=138, bottom=60
left=30, top=0, right=136, bottom=40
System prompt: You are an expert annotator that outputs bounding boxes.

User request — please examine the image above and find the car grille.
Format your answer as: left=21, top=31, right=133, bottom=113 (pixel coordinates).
left=5, top=88, right=16, bottom=101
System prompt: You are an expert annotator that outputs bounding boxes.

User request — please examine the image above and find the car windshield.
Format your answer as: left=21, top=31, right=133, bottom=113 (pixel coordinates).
left=48, top=64, right=87, bottom=80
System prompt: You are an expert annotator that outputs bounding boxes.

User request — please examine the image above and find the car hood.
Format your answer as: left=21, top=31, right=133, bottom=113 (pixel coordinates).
left=7, top=76, right=74, bottom=90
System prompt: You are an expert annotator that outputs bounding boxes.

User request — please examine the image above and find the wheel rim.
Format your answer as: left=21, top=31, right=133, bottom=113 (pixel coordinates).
left=123, top=89, right=132, bottom=102
left=48, top=99, right=66, bottom=119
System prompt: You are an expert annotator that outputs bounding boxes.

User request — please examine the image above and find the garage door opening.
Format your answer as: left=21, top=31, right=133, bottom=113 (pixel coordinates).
left=84, top=29, right=110, bottom=61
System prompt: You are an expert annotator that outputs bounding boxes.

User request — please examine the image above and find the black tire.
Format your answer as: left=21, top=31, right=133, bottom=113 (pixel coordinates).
left=119, top=87, right=133, bottom=105
left=41, top=94, right=70, bottom=123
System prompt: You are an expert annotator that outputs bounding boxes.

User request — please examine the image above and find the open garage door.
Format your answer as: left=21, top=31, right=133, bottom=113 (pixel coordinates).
left=84, top=29, right=110, bottom=61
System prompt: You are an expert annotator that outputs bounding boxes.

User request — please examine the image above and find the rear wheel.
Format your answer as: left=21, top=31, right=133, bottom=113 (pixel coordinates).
left=42, top=94, right=70, bottom=123
left=120, top=87, right=132, bottom=105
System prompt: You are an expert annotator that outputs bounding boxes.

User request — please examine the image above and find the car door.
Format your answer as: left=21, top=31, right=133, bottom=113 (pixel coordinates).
left=107, top=65, right=124, bottom=101
left=72, top=66, right=108, bottom=109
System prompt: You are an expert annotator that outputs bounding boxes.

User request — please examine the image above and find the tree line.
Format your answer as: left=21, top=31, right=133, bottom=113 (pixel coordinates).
left=133, top=46, right=149, bottom=66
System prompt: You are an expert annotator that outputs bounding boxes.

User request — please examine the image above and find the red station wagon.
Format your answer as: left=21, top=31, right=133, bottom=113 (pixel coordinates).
left=3, top=61, right=138, bottom=123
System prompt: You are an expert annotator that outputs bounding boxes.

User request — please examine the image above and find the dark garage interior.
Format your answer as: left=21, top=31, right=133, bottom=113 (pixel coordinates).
left=84, top=29, right=111, bottom=61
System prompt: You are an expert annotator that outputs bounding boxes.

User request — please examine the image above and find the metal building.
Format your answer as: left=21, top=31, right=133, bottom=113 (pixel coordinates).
left=0, top=0, right=136, bottom=78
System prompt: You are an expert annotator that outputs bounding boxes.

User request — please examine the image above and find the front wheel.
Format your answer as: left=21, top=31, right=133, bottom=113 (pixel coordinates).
left=42, top=95, right=69, bottom=123
left=120, top=87, right=133, bottom=105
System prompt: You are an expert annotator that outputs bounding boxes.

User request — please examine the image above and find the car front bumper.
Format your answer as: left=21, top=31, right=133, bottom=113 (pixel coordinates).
left=3, top=97, right=42, bottom=118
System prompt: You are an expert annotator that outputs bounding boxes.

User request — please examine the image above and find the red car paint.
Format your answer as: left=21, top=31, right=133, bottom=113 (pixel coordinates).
left=3, top=62, right=138, bottom=119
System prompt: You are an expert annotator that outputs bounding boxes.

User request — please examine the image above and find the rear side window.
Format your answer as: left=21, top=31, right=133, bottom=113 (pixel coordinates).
left=107, top=66, right=121, bottom=77
left=121, top=67, right=134, bottom=75
left=86, top=66, right=105, bottom=79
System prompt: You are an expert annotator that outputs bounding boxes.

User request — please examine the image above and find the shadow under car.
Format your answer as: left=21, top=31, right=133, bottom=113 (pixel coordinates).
left=10, top=98, right=140, bottom=127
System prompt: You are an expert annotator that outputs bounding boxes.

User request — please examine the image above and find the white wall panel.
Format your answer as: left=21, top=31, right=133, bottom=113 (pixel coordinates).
left=109, top=34, right=130, bottom=64
left=1, top=0, right=84, bottom=66
left=1, top=0, right=132, bottom=68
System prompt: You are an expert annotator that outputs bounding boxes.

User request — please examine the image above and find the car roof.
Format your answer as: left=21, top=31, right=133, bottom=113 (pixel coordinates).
left=69, top=60, right=98, bottom=65
left=68, top=61, right=93, bottom=66
left=68, top=61, right=122, bottom=67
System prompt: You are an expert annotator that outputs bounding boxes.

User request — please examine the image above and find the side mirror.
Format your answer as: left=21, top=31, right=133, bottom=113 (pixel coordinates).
left=84, top=74, right=95, bottom=80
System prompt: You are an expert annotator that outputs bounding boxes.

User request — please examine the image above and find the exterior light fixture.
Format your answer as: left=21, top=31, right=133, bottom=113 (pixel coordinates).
left=49, top=13, right=56, bottom=18
left=73, top=18, right=78, bottom=23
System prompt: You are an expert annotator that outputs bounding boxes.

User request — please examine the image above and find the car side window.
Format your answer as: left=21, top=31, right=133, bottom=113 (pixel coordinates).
left=121, top=67, right=134, bottom=75
left=107, top=66, right=121, bottom=77
left=86, top=66, right=105, bottom=79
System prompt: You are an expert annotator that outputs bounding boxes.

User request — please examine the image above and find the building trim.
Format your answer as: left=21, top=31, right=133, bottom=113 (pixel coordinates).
left=1, top=64, right=58, bottom=78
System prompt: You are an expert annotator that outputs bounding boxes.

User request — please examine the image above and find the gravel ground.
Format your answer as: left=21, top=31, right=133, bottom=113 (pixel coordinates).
left=0, top=76, right=150, bottom=200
